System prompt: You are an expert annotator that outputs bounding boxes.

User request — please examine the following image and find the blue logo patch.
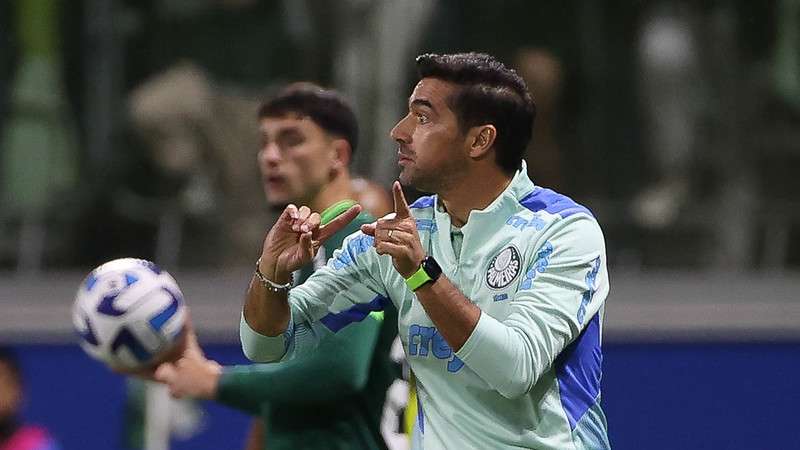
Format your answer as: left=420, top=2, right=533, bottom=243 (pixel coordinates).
left=577, top=257, right=601, bottom=324
left=520, top=241, right=554, bottom=290
left=408, top=324, right=465, bottom=373
left=506, top=214, right=546, bottom=231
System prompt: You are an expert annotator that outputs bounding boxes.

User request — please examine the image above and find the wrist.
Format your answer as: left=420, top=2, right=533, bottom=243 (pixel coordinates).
left=257, top=254, right=275, bottom=276
left=257, top=256, right=291, bottom=285
left=271, top=270, right=292, bottom=285
left=401, top=267, right=419, bottom=279
left=207, top=361, right=222, bottom=399
left=404, top=256, right=442, bottom=291
left=401, top=254, right=426, bottom=279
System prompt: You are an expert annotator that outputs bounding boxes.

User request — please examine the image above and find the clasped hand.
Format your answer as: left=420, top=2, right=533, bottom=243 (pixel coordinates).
left=259, top=203, right=362, bottom=282
left=260, top=181, right=423, bottom=282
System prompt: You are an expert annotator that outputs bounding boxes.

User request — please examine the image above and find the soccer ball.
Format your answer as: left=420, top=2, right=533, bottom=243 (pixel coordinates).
left=72, top=258, right=187, bottom=370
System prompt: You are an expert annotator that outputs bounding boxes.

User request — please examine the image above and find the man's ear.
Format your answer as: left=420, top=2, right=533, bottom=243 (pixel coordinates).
left=331, top=138, right=352, bottom=170
left=467, top=125, right=497, bottom=160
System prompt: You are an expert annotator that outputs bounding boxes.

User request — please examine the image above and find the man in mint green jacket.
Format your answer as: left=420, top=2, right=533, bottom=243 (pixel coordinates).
left=242, top=53, right=611, bottom=450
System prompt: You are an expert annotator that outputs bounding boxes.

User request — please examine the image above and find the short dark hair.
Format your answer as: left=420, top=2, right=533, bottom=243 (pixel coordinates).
left=258, top=82, right=359, bottom=155
left=0, top=347, right=22, bottom=386
left=416, top=52, right=535, bottom=175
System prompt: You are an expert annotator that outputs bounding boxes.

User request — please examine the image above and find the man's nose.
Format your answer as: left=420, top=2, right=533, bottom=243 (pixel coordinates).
left=390, top=116, right=411, bottom=144
left=258, top=143, right=281, bottom=166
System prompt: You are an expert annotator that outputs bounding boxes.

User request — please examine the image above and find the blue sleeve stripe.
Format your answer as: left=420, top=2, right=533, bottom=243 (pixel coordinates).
left=555, top=313, right=603, bottom=430
left=319, top=295, right=390, bottom=333
left=410, top=195, right=435, bottom=209
left=519, top=187, right=593, bottom=219
left=333, top=234, right=374, bottom=270
left=417, top=394, right=425, bottom=434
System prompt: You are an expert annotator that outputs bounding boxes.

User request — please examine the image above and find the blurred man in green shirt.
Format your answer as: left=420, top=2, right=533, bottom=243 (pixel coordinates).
left=156, top=83, right=397, bottom=450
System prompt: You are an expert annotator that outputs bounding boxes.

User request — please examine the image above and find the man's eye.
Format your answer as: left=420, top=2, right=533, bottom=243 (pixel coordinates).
left=279, top=135, right=304, bottom=148
left=416, top=114, right=429, bottom=124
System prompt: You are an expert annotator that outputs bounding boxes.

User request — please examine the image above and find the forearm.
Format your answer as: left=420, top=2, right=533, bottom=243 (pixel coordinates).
left=414, top=275, right=481, bottom=352
left=242, top=258, right=291, bottom=337
left=213, top=372, right=263, bottom=414
left=241, top=268, right=293, bottom=363
left=240, top=310, right=292, bottom=363
left=416, top=275, right=553, bottom=399
left=222, top=317, right=380, bottom=405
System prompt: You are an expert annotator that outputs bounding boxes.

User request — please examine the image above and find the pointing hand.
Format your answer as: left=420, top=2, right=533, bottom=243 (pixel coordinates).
left=361, top=181, right=424, bottom=278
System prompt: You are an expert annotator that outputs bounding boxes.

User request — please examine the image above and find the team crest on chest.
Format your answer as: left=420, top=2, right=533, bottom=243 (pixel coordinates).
left=486, top=246, right=521, bottom=289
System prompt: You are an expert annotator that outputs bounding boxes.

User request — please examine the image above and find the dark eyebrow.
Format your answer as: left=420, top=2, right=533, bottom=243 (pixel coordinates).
left=410, top=98, right=435, bottom=111
left=276, top=126, right=302, bottom=136
left=260, top=125, right=302, bottom=141
left=269, top=125, right=302, bottom=139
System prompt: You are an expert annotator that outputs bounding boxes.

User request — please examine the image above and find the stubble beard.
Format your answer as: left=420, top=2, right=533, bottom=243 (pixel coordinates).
left=399, top=166, right=436, bottom=193
left=401, top=160, right=463, bottom=195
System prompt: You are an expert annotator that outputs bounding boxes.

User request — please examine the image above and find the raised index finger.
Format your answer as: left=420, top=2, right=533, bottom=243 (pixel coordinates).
left=392, top=181, right=411, bottom=219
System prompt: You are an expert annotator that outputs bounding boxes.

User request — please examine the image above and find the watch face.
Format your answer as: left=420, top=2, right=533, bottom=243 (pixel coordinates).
left=423, top=256, right=442, bottom=280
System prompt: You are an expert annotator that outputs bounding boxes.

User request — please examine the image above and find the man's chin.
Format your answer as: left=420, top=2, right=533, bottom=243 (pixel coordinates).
left=399, top=170, right=431, bottom=193
left=265, top=191, right=291, bottom=212
left=398, top=169, right=413, bottom=187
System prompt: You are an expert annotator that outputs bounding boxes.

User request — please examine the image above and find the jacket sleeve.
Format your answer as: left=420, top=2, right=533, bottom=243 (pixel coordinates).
left=240, top=231, right=390, bottom=363
left=220, top=311, right=382, bottom=408
left=455, top=214, right=609, bottom=399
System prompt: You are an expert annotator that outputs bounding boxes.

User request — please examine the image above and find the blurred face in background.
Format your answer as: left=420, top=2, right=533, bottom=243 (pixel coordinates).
left=390, top=78, right=469, bottom=192
left=257, top=114, right=340, bottom=208
left=0, top=361, right=21, bottom=422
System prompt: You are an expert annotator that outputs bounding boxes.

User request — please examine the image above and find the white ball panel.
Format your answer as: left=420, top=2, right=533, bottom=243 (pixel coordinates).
left=72, top=258, right=187, bottom=370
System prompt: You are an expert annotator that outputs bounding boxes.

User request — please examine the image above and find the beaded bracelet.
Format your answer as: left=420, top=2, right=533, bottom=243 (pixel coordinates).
left=254, top=257, right=293, bottom=293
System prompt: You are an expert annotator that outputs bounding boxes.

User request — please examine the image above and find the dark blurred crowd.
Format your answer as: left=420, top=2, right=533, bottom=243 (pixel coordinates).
left=1, top=0, right=798, bottom=272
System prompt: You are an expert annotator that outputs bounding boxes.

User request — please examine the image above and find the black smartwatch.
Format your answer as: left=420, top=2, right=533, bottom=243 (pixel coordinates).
left=404, top=256, right=442, bottom=291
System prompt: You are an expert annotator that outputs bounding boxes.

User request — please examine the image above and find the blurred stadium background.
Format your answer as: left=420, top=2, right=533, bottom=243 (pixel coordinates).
left=1, top=0, right=799, bottom=449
